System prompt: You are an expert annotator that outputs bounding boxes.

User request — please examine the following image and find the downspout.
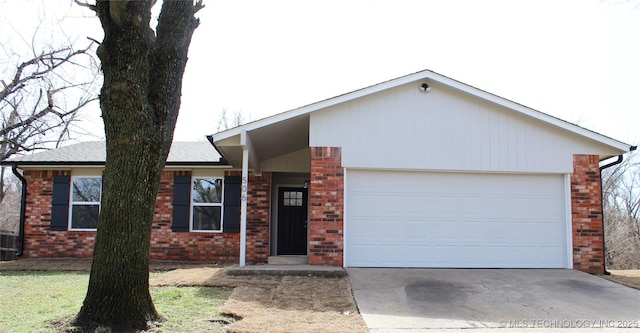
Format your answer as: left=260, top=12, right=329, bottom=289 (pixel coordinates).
left=599, top=145, right=637, bottom=275
left=10, top=164, right=27, bottom=257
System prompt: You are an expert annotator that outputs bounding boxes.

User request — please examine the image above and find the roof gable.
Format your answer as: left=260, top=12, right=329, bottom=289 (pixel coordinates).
left=310, top=81, right=627, bottom=173
left=211, top=70, right=632, bottom=156
left=210, top=70, right=633, bottom=169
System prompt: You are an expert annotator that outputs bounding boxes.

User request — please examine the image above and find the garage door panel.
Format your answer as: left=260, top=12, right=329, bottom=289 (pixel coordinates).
left=346, top=170, right=567, bottom=268
left=350, top=219, right=563, bottom=242
left=351, top=194, right=563, bottom=217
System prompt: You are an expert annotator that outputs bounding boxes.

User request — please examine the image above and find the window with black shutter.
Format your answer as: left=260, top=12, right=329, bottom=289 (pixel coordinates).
left=51, top=175, right=71, bottom=231
left=222, top=176, right=241, bottom=233
left=171, top=175, right=191, bottom=232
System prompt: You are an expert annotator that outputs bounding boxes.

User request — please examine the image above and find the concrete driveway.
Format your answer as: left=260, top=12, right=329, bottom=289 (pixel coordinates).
left=347, top=268, right=640, bottom=332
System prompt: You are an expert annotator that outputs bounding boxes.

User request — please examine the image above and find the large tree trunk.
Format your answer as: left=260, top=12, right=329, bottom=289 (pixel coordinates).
left=74, top=1, right=202, bottom=330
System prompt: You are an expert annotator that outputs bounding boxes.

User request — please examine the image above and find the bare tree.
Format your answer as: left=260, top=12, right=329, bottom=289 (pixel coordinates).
left=0, top=45, right=99, bottom=223
left=0, top=12, right=101, bottom=204
left=1, top=0, right=102, bottom=213
left=215, top=108, right=250, bottom=131
left=603, top=152, right=640, bottom=269
left=1, top=45, right=98, bottom=163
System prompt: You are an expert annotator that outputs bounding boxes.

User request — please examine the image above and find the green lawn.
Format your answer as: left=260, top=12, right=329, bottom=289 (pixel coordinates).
left=0, top=271, right=232, bottom=333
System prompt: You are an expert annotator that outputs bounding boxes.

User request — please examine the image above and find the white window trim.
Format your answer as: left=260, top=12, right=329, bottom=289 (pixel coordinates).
left=68, top=175, right=102, bottom=231
left=189, top=176, right=224, bottom=233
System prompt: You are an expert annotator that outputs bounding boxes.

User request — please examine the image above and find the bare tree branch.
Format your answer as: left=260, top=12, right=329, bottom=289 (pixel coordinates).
left=603, top=152, right=640, bottom=269
left=1, top=42, right=99, bottom=163
left=215, top=108, right=251, bottom=131
left=73, top=0, right=97, bottom=13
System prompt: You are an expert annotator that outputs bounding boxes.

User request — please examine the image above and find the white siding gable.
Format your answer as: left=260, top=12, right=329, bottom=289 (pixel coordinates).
left=310, top=82, right=621, bottom=173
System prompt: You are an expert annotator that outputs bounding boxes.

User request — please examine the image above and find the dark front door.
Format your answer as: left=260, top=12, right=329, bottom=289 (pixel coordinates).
left=277, top=187, right=308, bottom=255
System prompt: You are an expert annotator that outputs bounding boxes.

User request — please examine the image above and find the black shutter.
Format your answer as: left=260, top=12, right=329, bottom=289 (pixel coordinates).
left=172, top=175, right=191, bottom=232
left=223, top=176, right=241, bottom=233
left=51, top=175, right=70, bottom=231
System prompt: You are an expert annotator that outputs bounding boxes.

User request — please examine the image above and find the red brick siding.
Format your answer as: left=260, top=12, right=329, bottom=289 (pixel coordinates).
left=225, top=171, right=271, bottom=264
left=19, top=169, right=271, bottom=264
left=571, top=154, right=604, bottom=274
left=149, top=171, right=239, bottom=262
left=308, top=147, right=344, bottom=267
left=21, top=170, right=98, bottom=258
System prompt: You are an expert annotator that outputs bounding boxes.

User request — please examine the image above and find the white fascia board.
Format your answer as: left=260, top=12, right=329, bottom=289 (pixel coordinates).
left=12, top=165, right=76, bottom=170
left=13, top=164, right=230, bottom=170
left=163, top=165, right=232, bottom=170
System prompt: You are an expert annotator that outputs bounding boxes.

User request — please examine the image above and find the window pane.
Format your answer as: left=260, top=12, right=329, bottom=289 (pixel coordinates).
left=71, top=205, right=99, bottom=229
left=72, top=178, right=101, bottom=202
left=283, top=191, right=304, bottom=207
left=192, top=178, right=222, bottom=203
left=193, top=206, right=221, bottom=231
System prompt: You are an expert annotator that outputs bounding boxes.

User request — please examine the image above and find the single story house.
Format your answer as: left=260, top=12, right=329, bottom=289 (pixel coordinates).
left=2, top=70, right=635, bottom=274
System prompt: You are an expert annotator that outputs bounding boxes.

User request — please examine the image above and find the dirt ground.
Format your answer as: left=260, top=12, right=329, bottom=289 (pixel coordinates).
left=603, top=269, right=640, bottom=290
left=149, top=265, right=367, bottom=332
left=3, top=259, right=640, bottom=333
left=0, top=259, right=368, bottom=333
left=5, top=259, right=640, bottom=290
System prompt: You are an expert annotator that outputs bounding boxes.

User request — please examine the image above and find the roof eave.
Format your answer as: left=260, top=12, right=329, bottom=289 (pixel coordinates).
left=3, top=161, right=230, bottom=169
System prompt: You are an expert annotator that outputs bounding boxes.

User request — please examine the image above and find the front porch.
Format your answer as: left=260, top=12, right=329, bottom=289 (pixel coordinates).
left=240, top=147, right=344, bottom=268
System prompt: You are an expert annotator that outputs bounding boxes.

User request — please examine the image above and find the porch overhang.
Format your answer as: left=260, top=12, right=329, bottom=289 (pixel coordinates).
left=209, top=114, right=310, bottom=173
left=209, top=114, right=310, bottom=267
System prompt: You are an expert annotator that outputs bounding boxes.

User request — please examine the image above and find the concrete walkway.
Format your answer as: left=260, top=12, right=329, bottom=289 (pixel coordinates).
left=228, top=264, right=345, bottom=277
left=348, top=268, right=640, bottom=332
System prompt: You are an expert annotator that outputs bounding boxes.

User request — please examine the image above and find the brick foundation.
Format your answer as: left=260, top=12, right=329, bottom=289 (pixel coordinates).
left=571, top=154, right=604, bottom=274
left=19, top=169, right=270, bottom=264
left=308, top=147, right=344, bottom=267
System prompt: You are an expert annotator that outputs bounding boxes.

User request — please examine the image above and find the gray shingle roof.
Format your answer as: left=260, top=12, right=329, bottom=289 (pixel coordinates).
left=2, top=141, right=223, bottom=165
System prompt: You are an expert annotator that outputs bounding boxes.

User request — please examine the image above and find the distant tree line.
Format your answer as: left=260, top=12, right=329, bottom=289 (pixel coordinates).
left=603, top=153, right=640, bottom=269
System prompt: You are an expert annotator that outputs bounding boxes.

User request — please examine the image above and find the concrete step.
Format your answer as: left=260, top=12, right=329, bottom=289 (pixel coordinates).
left=268, top=255, right=309, bottom=265
left=228, top=264, right=345, bottom=278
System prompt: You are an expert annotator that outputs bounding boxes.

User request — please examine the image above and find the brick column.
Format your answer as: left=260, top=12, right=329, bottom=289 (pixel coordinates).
left=222, top=171, right=271, bottom=264
left=571, top=154, right=604, bottom=274
left=245, top=172, right=271, bottom=264
left=309, top=147, right=344, bottom=266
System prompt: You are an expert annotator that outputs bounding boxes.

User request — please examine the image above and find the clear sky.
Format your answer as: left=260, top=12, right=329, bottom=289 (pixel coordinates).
left=2, top=0, right=640, bottom=146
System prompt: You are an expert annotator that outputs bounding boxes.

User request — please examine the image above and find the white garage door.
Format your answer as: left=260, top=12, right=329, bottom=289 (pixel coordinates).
left=345, top=170, right=568, bottom=268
